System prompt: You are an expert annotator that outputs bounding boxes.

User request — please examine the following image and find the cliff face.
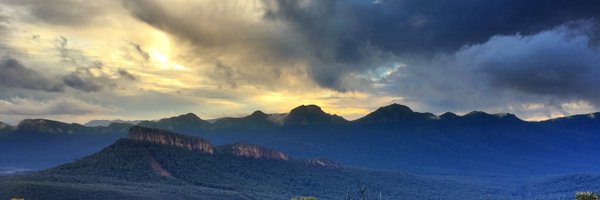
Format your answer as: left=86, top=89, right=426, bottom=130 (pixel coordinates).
left=224, top=143, right=289, bottom=161
left=128, top=126, right=214, bottom=154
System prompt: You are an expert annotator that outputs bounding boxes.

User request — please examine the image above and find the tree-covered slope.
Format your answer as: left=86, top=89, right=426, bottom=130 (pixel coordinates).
left=0, top=129, right=507, bottom=200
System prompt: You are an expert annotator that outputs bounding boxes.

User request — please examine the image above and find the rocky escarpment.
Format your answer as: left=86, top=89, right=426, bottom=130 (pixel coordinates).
left=219, top=143, right=289, bottom=161
left=128, top=126, right=214, bottom=153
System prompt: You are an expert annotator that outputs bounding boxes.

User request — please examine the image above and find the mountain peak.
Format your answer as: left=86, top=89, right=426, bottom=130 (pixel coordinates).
left=211, top=110, right=280, bottom=130
left=440, top=112, right=459, bottom=119
left=178, top=113, right=202, bottom=120
left=128, top=126, right=214, bottom=153
left=248, top=110, right=268, bottom=118
left=137, top=112, right=210, bottom=132
left=218, top=142, right=289, bottom=161
left=290, top=104, right=324, bottom=113
left=381, top=103, right=413, bottom=113
left=285, top=105, right=347, bottom=126
left=159, top=112, right=203, bottom=123
left=464, top=111, right=488, bottom=117
left=356, top=103, right=435, bottom=124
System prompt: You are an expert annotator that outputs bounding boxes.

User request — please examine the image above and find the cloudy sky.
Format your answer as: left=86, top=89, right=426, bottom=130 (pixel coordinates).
left=0, top=0, right=599, bottom=124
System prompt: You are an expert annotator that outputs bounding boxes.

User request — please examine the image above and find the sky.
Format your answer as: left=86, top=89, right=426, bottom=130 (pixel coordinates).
left=0, top=0, right=599, bottom=124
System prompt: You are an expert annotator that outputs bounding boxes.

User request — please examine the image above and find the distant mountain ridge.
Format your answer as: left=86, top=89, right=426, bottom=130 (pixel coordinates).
left=210, top=111, right=282, bottom=130
left=84, top=119, right=141, bottom=127
left=134, top=104, right=593, bottom=130
left=5, top=103, right=598, bottom=133
left=1, top=103, right=600, bottom=177
left=10, top=118, right=132, bottom=135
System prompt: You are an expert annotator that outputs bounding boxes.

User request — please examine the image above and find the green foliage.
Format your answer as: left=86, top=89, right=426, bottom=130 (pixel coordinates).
left=577, top=192, right=600, bottom=200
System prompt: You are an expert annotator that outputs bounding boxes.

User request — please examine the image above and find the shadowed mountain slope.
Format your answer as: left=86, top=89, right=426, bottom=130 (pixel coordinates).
left=0, top=126, right=507, bottom=200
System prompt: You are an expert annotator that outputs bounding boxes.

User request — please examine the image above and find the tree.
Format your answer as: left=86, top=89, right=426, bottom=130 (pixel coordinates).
left=577, top=192, right=600, bottom=200
left=345, top=181, right=388, bottom=200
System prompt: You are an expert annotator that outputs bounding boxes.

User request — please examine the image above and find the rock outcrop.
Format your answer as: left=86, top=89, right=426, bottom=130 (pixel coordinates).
left=220, top=143, right=289, bottom=161
left=128, top=126, right=214, bottom=153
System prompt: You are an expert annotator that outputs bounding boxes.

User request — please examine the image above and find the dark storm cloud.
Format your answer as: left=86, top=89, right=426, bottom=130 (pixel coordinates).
left=481, top=21, right=600, bottom=104
left=350, top=0, right=600, bottom=54
left=263, top=0, right=359, bottom=61
left=386, top=20, right=600, bottom=114
left=264, top=0, right=600, bottom=91
left=262, top=0, right=367, bottom=90
left=0, top=58, right=64, bottom=92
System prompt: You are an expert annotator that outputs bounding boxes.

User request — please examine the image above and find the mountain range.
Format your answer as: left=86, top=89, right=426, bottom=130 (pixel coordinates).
left=1, top=104, right=599, bottom=182
left=3, top=126, right=596, bottom=200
